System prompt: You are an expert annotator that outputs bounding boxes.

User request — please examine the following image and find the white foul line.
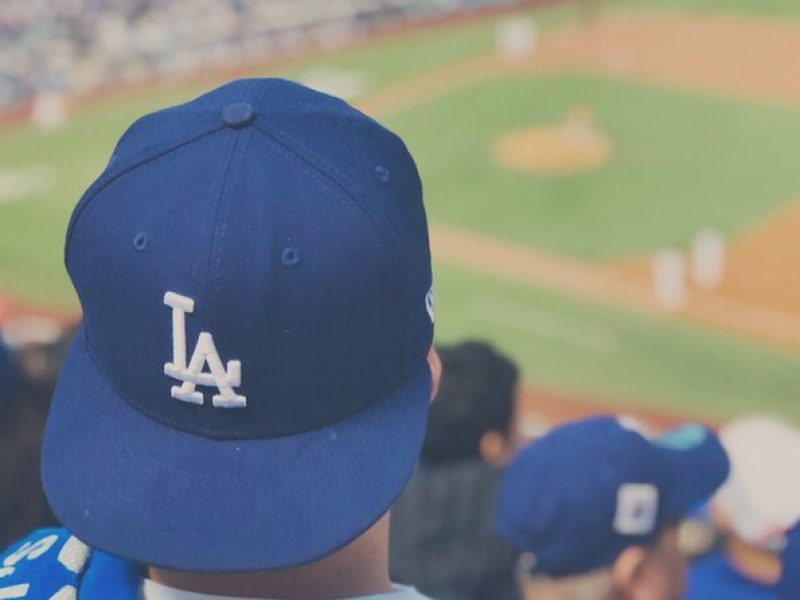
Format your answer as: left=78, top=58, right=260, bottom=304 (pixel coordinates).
left=0, top=166, right=57, bottom=205
left=469, top=294, right=620, bottom=355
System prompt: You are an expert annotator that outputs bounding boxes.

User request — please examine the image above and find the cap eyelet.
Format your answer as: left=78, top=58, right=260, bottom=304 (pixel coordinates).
left=281, top=247, right=301, bottom=268
left=133, top=231, right=149, bottom=251
left=222, top=102, right=255, bottom=128
left=374, top=165, right=391, bottom=183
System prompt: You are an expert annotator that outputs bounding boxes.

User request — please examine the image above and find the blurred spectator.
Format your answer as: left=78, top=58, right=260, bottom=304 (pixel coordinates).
left=0, top=320, right=77, bottom=550
left=390, top=340, right=522, bottom=600
left=0, top=334, right=19, bottom=405
left=497, top=416, right=729, bottom=600
left=685, top=416, right=800, bottom=599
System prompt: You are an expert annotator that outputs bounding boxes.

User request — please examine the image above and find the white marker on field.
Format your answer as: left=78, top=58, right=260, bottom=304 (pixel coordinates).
left=30, top=91, right=68, bottom=133
left=496, top=17, right=539, bottom=61
left=691, top=228, right=726, bottom=290
left=653, top=248, right=687, bottom=311
left=0, top=166, right=57, bottom=205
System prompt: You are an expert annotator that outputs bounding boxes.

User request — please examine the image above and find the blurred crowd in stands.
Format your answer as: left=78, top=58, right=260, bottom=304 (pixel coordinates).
left=0, top=0, right=520, bottom=111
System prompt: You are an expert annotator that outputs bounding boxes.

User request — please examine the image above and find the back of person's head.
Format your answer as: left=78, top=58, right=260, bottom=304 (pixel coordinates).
left=421, top=340, right=519, bottom=467
left=518, top=525, right=683, bottom=600
left=36, top=77, right=436, bottom=597
left=711, top=416, right=800, bottom=586
left=0, top=335, right=18, bottom=406
left=0, top=322, right=77, bottom=549
left=497, top=416, right=730, bottom=600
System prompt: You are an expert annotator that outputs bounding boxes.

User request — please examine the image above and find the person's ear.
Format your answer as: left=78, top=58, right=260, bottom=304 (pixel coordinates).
left=612, top=545, right=647, bottom=598
left=427, top=348, right=441, bottom=402
left=479, top=430, right=509, bottom=467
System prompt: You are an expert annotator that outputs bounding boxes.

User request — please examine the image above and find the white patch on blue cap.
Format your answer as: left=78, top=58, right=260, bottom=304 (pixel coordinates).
left=614, top=483, right=659, bottom=536
left=164, top=292, right=246, bottom=408
left=425, top=286, right=435, bottom=323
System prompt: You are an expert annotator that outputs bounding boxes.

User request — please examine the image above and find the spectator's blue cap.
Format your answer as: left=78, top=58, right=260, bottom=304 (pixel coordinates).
left=497, top=416, right=729, bottom=577
left=42, top=78, right=434, bottom=571
left=779, top=522, right=800, bottom=599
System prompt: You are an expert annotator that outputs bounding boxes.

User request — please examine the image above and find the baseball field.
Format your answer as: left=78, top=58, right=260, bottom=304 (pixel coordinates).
left=2, top=0, right=800, bottom=423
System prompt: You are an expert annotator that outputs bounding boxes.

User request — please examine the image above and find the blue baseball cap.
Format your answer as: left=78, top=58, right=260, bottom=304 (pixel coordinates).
left=779, top=522, right=800, bottom=599
left=41, top=78, right=434, bottom=571
left=496, top=416, right=729, bottom=577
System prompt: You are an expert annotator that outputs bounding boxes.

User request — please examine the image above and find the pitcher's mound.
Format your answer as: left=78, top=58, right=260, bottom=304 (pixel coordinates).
left=493, top=105, right=613, bottom=175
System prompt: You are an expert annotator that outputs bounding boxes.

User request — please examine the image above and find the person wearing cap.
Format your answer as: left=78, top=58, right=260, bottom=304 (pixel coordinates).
left=0, top=333, right=18, bottom=406
left=685, top=416, right=800, bottom=600
left=0, top=324, right=72, bottom=550
left=0, top=78, right=438, bottom=599
left=390, top=340, right=522, bottom=600
left=496, top=415, right=729, bottom=600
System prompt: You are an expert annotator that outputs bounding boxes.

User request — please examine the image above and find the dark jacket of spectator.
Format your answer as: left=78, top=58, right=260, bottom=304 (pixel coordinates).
left=391, top=460, right=518, bottom=600
left=0, top=324, right=76, bottom=550
left=390, top=340, right=521, bottom=600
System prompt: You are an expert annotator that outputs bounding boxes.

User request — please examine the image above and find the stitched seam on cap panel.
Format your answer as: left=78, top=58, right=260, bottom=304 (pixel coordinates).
left=252, top=108, right=404, bottom=156
left=65, top=126, right=224, bottom=270
left=209, top=132, right=413, bottom=439
left=251, top=121, right=407, bottom=370
left=207, top=80, right=267, bottom=300
left=201, top=131, right=246, bottom=320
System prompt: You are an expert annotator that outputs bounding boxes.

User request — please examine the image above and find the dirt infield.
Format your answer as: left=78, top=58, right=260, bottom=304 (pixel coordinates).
left=523, top=13, right=800, bottom=108
left=619, top=200, right=800, bottom=315
left=492, top=104, right=613, bottom=175
left=717, top=202, right=800, bottom=316
left=361, top=12, right=800, bottom=119
left=518, top=385, right=706, bottom=433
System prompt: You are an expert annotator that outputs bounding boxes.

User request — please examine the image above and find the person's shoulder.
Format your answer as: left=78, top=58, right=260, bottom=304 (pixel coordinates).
left=347, top=585, right=432, bottom=600
left=386, top=585, right=433, bottom=599
left=0, top=528, right=139, bottom=599
left=0, top=528, right=85, bottom=598
left=686, top=551, right=777, bottom=599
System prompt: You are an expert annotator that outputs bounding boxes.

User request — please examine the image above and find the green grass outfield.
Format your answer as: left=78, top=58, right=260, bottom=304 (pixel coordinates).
left=1, top=0, right=799, bottom=419
left=436, top=262, right=800, bottom=421
left=388, top=73, right=800, bottom=259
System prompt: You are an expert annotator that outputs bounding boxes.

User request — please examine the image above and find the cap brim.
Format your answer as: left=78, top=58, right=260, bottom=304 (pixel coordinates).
left=42, top=329, right=430, bottom=571
left=654, top=425, right=730, bottom=521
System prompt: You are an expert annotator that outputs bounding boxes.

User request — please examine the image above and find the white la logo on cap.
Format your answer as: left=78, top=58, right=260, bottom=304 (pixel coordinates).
left=163, top=291, right=246, bottom=408
left=614, top=483, right=658, bottom=536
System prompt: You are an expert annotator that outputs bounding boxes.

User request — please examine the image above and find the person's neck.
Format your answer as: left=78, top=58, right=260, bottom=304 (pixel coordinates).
left=147, top=514, right=393, bottom=600
left=724, top=533, right=781, bottom=586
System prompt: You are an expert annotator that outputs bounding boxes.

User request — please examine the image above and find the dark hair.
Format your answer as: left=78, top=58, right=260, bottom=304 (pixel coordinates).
left=0, top=324, right=77, bottom=550
left=421, top=340, right=519, bottom=466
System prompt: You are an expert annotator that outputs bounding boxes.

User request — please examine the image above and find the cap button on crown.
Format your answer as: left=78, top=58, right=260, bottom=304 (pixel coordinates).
left=222, top=102, right=255, bottom=128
